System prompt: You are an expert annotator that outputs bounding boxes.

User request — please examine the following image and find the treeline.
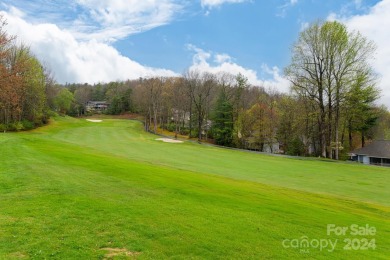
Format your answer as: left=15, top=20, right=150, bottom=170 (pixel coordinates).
left=0, top=18, right=48, bottom=131
left=59, top=21, right=390, bottom=159
left=62, top=81, right=133, bottom=116
left=0, top=16, right=73, bottom=131
left=59, top=69, right=389, bottom=159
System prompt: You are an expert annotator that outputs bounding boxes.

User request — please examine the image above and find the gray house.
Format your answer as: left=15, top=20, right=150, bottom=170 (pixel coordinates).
left=86, top=101, right=109, bottom=112
left=350, top=140, right=390, bottom=166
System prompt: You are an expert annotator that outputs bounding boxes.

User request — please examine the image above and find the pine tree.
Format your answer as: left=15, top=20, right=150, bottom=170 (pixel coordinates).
left=212, top=91, right=234, bottom=146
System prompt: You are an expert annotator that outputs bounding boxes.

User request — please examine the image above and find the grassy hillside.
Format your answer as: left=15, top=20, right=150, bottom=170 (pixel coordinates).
left=0, top=117, right=389, bottom=259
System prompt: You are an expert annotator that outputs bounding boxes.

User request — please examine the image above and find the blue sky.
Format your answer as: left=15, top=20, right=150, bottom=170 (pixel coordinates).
left=0, top=0, right=389, bottom=106
left=113, top=0, right=373, bottom=74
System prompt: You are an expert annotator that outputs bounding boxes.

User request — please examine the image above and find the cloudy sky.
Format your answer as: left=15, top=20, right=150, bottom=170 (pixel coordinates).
left=0, top=0, right=389, bottom=107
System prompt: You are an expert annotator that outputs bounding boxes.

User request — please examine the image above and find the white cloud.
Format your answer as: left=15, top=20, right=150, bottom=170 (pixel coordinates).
left=1, top=10, right=177, bottom=84
left=187, top=45, right=290, bottom=92
left=201, top=0, right=249, bottom=9
left=2, top=0, right=184, bottom=42
left=8, top=5, right=25, bottom=17
left=300, top=21, right=309, bottom=31
left=277, top=0, right=299, bottom=17
left=329, top=0, right=390, bottom=108
left=260, top=64, right=290, bottom=92
left=74, top=0, right=183, bottom=41
left=214, top=53, right=232, bottom=63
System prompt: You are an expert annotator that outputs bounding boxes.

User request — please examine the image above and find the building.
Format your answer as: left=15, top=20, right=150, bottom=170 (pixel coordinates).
left=350, top=140, right=390, bottom=167
left=86, top=101, right=109, bottom=112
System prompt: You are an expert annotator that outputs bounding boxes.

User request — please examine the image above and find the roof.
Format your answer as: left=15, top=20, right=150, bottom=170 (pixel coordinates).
left=87, top=101, right=108, bottom=104
left=352, top=140, right=390, bottom=158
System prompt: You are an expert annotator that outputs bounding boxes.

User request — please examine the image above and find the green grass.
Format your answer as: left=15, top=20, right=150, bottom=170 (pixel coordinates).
left=0, top=117, right=389, bottom=259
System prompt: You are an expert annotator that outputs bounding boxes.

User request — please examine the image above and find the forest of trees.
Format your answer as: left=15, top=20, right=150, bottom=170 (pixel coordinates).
left=0, top=16, right=73, bottom=131
left=58, top=67, right=389, bottom=159
left=2, top=17, right=389, bottom=159
left=0, top=17, right=48, bottom=131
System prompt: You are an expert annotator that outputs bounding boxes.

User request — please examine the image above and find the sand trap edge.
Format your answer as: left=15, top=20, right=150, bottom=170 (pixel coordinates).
left=156, top=138, right=183, bottom=143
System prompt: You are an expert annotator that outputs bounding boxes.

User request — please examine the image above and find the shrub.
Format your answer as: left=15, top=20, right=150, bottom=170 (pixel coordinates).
left=22, top=120, right=35, bottom=130
left=8, top=122, right=24, bottom=131
left=286, top=137, right=305, bottom=156
left=166, top=123, right=176, bottom=132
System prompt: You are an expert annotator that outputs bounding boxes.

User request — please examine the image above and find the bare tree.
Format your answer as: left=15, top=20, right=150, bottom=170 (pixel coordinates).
left=184, top=70, right=216, bottom=142
left=139, top=77, right=164, bottom=133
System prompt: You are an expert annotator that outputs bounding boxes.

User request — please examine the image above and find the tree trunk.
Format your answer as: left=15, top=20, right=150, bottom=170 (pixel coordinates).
left=341, top=119, right=346, bottom=146
left=153, top=109, right=158, bottom=134
left=348, top=122, right=353, bottom=151
left=148, top=108, right=152, bottom=132
left=335, top=123, right=339, bottom=160
left=198, top=112, right=202, bottom=142
left=189, top=99, right=192, bottom=138
left=334, top=95, right=340, bottom=160
left=174, top=113, right=178, bottom=139
left=318, top=112, right=327, bottom=158
left=319, top=91, right=327, bottom=157
left=327, top=98, right=333, bottom=159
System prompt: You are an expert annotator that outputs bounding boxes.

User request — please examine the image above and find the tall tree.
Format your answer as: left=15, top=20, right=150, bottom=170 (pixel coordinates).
left=0, top=16, right=49, bottom=130
left=285, top=21, right=378, bottom=159
left=164, top=77, right=189, bottom=139
left=212, top=91, right=234, bottom=146
left=54, top=88, right=74, bottom=115
left=74, top=85, right=92, bottom=116
left=138, top=77, right=164, bottom=133
left=344, top=76, right=380, bottom=149
left=185, top=70, right=216, bottom=142
left=105, top=81, right=132, bottom=115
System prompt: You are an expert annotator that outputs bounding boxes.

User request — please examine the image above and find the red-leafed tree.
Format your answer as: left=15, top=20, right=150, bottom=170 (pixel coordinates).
left=0, top=15, right=48, bottom=131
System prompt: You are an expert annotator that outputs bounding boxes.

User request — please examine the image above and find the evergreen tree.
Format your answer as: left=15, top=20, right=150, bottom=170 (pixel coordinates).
left=212, top=91, right=234, bottom=146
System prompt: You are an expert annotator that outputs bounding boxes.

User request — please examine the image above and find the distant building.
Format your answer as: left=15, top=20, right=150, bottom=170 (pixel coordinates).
left=350, top=140, right=390, bottom=167
left=170, top=109, right=190, bottom=126
left=86, top=101, right=109, bottom=112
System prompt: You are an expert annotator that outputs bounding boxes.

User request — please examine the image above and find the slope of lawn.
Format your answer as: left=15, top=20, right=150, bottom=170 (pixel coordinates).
left=0, top=117, right=389, bottom=259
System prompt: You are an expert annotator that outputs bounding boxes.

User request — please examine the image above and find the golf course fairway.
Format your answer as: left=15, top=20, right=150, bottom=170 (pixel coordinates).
left=0, top=117, right=389, bottom=259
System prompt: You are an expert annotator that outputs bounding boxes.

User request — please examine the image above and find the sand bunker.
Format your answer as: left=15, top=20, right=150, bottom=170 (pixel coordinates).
left=100, top=248, right=140, bottom=258
left=86, top=119, right=102, bottom=123
left=156, top=138, right=183, bottom=143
